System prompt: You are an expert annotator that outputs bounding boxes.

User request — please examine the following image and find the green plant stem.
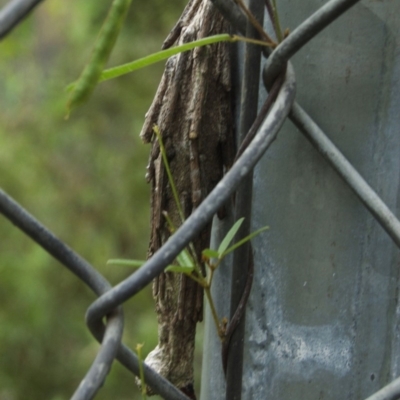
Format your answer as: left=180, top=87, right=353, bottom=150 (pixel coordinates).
left=192, top=261, right=205, bottom=281
left=96, top=34, right=232, bottom=82
left=155, top=126, right=206, bottom=279
left=188, top=273, right=207, bottom=287
left=204, top=286, right=223, bottom=339
left=234, top=0, right=277, bottom=46
left=153, top=126, right=185, bottom=223
left=66, top=0, right=132, bottom=116
left=136, top=343, right=147, bottom=400
left=207, top=266, right=214, bottom=287
left=208, top=256, right=222, bottom=274
left=272, top=0, right=283, bottom=42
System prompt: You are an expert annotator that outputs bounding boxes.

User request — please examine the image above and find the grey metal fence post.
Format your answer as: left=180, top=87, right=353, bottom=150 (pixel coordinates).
left=201, top=1, right=400, bottom=399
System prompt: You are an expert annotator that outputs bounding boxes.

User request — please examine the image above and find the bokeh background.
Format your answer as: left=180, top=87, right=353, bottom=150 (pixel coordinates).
left=0, top=1, right=203, bottom=399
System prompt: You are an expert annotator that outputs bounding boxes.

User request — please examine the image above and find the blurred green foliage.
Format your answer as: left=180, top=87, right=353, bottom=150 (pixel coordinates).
left=0, top=0, right=206, bottom=399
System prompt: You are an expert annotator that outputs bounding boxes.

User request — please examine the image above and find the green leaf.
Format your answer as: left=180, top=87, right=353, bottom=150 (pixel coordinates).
left=165, top=265, right=194, bottom=274
left=176, top=249, right=195, bottom=270
left=107, top=259, right=146, bottom=267
left=165, top=248, right=195, bottom=274
left=202, top=249, right=220, bottom=259
left=222, top=225, right=269, bottom=257
left=217, top=218, right=245, bottom=256
left=66, top=34, right=273, bottom=94
left=98, top=34, right=233, bottom=82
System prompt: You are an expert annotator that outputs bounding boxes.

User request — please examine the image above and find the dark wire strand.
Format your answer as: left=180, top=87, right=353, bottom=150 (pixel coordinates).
left=0, top=0, right=44, bottom=39
left=0, top=0, right=378, bottom=399
left=0, top=189, right=122, bottom=400
left=364, top=375, right=400, bottom=400
left=83, top=1, right=363, bottom=394
left=263, top=0, right=361, bottom=86
left=289, top=102, right=400, bottom=249
left=0, top=189, right=191, bottom=400
left=85, top=63, right=296, bottom=351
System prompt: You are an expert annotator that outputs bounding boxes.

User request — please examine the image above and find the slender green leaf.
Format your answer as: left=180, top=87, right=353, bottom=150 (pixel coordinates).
left=202, top=249, right=220, bottom=259
left=66, top=34, right=273, bottom=94
left=165, top=265, right=194, bottom=274
left=99, top=34, right=233, bottom=82
left=177, top=249, right=195, bottom=270
left=107, top=259, right=146, bottom=267
left=222, top=225, right=269, bottom=257
left=217, top=218, right=244, bottom=256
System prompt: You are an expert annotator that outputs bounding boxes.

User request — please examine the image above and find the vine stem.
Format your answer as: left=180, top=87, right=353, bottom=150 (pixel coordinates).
left=204, top=286, right=224, bottom=339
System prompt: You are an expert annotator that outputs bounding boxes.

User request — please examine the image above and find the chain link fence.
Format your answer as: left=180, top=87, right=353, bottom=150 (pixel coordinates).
left=0, top=0, right=399, bottom=399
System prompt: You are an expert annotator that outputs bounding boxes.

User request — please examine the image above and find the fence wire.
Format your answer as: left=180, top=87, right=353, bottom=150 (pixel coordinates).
left=0, top=0, right=44, bottom=39
left=0, top=0, right=399, bottom=399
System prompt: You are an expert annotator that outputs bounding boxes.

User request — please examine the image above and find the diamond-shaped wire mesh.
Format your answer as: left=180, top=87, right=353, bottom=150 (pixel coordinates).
left=0, top=0, right=399, bottom=399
